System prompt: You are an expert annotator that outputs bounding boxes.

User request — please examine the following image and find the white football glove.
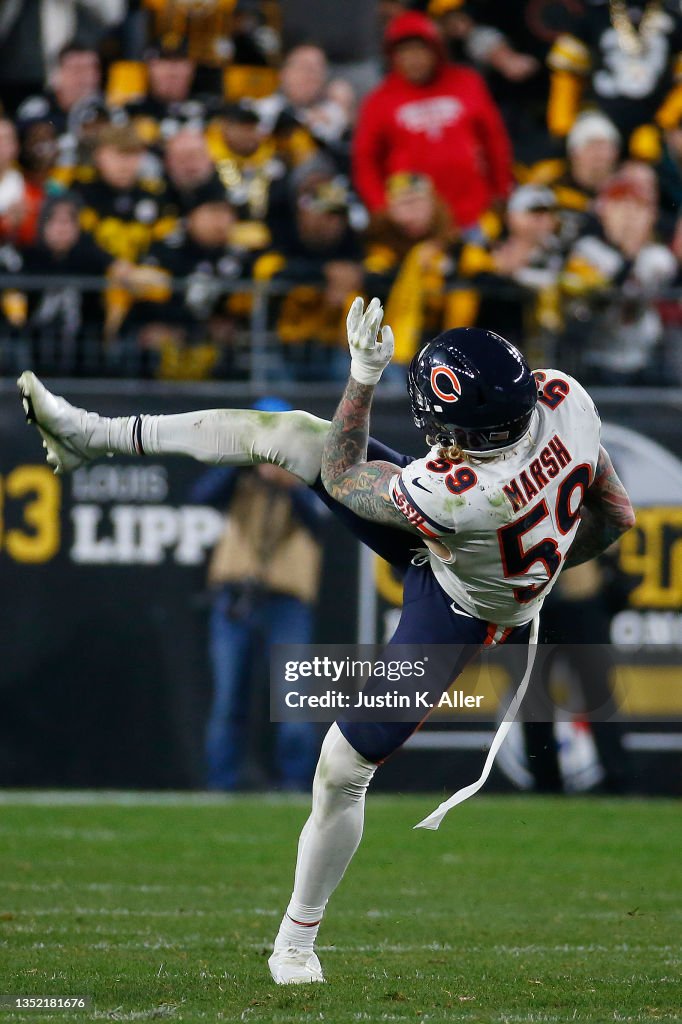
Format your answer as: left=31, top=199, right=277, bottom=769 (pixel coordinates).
left=346, top=296, right=395, bottom=386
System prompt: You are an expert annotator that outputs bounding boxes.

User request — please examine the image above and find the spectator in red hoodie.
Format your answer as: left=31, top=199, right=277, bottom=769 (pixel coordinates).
left=352, top=11, right=512, bottom=229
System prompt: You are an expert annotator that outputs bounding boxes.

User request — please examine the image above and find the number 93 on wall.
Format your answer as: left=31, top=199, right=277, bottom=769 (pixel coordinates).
left=0, top=465, right=60, bottom=563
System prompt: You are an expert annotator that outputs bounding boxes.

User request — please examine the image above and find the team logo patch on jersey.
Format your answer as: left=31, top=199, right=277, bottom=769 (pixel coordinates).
left=430, top=366, right=461, bottom=403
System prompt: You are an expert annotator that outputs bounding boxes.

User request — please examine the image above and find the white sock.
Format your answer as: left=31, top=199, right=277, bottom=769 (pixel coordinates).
left=275, top=724, right=377, bottom=952
left=97, top=409, right=331, bottom=485
left=103, top=416, right=139, bottom=456
left=70, top=413, right=139, bottom=456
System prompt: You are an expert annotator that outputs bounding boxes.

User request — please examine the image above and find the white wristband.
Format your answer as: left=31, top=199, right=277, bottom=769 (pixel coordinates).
left=350, top=361, right=383, bottom=386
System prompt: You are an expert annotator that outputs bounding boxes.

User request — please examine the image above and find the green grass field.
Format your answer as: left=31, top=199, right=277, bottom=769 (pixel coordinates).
left=0, top=793, right=679, bottom=1023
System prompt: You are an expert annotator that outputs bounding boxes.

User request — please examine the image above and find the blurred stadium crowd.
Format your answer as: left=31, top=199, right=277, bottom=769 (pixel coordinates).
left=1, top=0, right=682, bottom=384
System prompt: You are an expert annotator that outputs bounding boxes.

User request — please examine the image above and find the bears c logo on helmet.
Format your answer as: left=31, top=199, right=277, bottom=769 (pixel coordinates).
left=430, top=366, right=461, bottom=403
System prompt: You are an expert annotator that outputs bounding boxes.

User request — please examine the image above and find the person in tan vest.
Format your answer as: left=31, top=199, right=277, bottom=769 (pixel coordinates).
left=190, top=397, right=326, bottom=790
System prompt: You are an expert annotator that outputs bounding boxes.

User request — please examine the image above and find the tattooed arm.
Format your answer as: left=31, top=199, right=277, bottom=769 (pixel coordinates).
left=564, top=445, right=635, bottom=568
left=321, top=376, right=420, bottom=532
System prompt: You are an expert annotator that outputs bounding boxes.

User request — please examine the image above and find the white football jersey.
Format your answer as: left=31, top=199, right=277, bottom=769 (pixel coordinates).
left=389, top=369, right=601, bottom=627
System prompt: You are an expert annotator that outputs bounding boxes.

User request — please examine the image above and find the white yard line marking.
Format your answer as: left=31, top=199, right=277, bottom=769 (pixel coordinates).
left=0, top=791, right=311, bottom=807
left=244, top=940, right=681, bottom=955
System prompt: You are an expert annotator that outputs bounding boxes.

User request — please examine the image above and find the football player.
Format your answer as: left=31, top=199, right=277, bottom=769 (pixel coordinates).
left=17, top=297, right=634, bottom=985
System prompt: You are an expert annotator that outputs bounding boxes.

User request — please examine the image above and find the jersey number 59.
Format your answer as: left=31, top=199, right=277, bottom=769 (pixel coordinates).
left=497, top=464, right=591, bottom=604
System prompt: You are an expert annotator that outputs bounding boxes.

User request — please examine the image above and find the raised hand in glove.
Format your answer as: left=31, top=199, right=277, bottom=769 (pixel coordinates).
left=346, top=296, right=395, bottom=386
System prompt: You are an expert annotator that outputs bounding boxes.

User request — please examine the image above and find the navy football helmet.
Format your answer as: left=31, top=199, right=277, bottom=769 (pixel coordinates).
left=407, top=328, right=538, bottom=454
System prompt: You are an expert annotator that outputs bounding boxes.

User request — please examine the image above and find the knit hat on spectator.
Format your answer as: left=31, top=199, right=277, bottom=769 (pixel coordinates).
left=220, top=101, right=260, bottom=125
left=298, top=179, right=350, bottom=215
left=385, top=11, right=447, bottom=60
left=290, top=154, right=338, bottom=194
left=145, top=35, right=190, bottom=62
left=567, top=112, right=621, bottom=153
left=71, top=98, right=115, bottom=138
left=387, top=172, right=433, bottom=199
left=37, top=192, right=82, bottom=237
left=508, top=185, right=557, bottom=214
left=598, top=175, right=651, bottom=206
left=94, top=124, right=146, bottom=153
left=15, top=96, right=57, bottom=132
left=428, top=0, right=468, bottom=14
left=173, top=176, right=227, bottom=215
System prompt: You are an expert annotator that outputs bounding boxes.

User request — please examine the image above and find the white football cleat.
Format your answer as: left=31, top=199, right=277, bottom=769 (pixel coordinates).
left=17, top=371, right=108, bottom=474
left=268, top=942, right=325, bottom=985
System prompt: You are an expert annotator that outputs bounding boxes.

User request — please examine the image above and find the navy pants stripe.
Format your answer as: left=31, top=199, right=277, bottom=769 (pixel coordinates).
left=338, top=566, right=530, bottom=762
left=312, top=437, right=531, bottom=763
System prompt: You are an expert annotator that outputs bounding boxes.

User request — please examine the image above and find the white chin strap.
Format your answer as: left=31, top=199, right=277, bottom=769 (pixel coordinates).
left=414, top=612, right=540, bottom=831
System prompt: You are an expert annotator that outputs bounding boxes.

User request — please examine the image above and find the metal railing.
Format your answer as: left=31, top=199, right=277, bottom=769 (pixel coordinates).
left=1, top=273, right=680, bottom=387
